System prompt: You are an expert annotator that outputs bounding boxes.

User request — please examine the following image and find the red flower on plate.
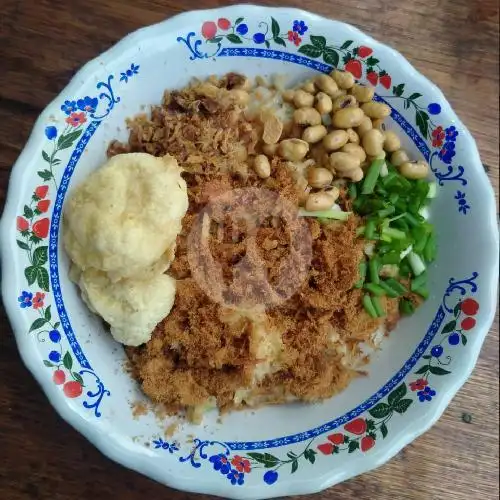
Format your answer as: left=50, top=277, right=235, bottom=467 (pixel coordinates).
left=432, top=126, right=445, bottom=147
left=37, top=199, right=50, bottom=213
left=201, top=21, right=217, bottom=39
left=32, top=292, right=45, bottom=309
left=65, top=112, right=87, bottom=128
left=32, top=218, right=50, bottom=238
left=63, top=381, right=83, bottom=398
left=409, top=378, right=428, bottom=392
left=53, top=370, right=66, bottom=385
left=17, top=216, right=29, bottom=232
left=460, top=298, right=479, bottom=316
left=287, top=30, right=302, bottom=46
left=231, top=455, right=251, bottom=473
left=34, top=185, right=49, bottom=199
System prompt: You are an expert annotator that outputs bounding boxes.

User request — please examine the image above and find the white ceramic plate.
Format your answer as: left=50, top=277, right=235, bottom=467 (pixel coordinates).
left=1, top=5, right=498, bottom=499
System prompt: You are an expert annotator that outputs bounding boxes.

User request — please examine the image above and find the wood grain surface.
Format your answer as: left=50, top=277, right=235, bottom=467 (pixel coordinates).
left=0, top=1, right=498, bottom=499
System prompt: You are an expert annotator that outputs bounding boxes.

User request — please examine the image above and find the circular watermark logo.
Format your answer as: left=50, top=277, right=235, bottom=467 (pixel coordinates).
left=187, top=187, right=312, bottom=309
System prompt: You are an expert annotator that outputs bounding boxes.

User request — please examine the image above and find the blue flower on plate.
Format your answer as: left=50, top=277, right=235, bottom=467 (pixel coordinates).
left=120, top=63, right=140, bottom=83
left=430, top=345, right=443, bottom=357
left=263, top=470, right=279, bottom=485
left=455, top=190, right=470, bottom=214
left=18, top=291, right=33, bottom=308
left=48, top=351, right=61, bottom=363
left=227, top=469, right=245, bottom=486
left=427, top=103, right=441, bottom=115
left=236, top=23, right=248, bottom=35
left=45, top=126, right=57, bottom=140
left=152, top=438, right=179, bottom=453
left=209, top=453, right=231, bottom=474
left=417, top=386, right=436, bottom=402
left=77, top=96, right=99, bottom=113
left=438, top=141, right=456, bottom=164
left=448, top=332, right=460, bottom=345
left=292, top=20, right=308, bottom=35
left=445, top=125, right=458, bottom=141
left=253, top=32, right=266, bottom=44
left=61, top=100, right=77, bottom=115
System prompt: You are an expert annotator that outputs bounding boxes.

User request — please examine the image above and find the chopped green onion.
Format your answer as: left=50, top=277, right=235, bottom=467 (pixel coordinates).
left=411, top=271, right=428, bottom=291
left=298, top=208, right=351, bottom=221
left=371, top=295, right=385, bottom=317
left=365, top=219, right=376, bottom=240
left=413, top=287, right=429, bottom=299
left=377, top=205, right=396, bottom=218
left=368, top=257, right=380, bottom=284
left=363, top=294, right=378, bottom=318
left=412, top=231, right=429, bottom=255
left=356, top=225, right=366, bottom=236
left=382, top=227, right=407, bottom=240
left=418, top=206, right=430, bottom=220
left=348, top=183, right=358, bottom=200
left=362, top=159, right=384, bottom=194
left=388, top=192, right=399, bottom=205
left=423, top=232, right=437, bottom=262
left=386, top=278, right=408, bottom=295
left=399, top=298, right=415, bottom=315
left=379, top=161, right=389, bottom=177
left=380, top=251, right=401, bottom=265
left=379, top=263, right=399, bottom=278
left=427, top=181, right=437, bottom=198
left=354, top=261, right=367, bottom=288
left=364, top=283, right=386, bottom=296
left=404, top=212, right=422, bottom=227
left=378, top=280, right=401, bottom=298
left=408, top=251, right=426, bottom=276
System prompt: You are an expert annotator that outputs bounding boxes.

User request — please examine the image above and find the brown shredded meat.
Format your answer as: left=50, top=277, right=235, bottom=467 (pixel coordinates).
left=112, top=75, right=400, bottom=417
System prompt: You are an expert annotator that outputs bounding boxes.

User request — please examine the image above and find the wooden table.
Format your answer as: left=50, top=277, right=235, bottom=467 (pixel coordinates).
left=0, top=1, right=498, bottom=499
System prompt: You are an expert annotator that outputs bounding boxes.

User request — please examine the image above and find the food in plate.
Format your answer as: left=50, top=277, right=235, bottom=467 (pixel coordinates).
left=64, top=71, right=437, bottom=422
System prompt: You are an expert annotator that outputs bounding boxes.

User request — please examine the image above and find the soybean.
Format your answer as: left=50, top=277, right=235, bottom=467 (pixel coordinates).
left=356, top=116, right=373, bottom=137
left=302, top=124, right=328, bottom=144
left=253, top=155, right=271, bottom=178
left=315, top=92, right=333, bottom=115
left=332, top=94, right=357, bottom=112
left=307, top=167, right=334, bottom=188
left=361, top=102, right=391, bottom=119
left=305, top=191, right=336, bottom=211
left=347, top=128, right=360, bottom=144
left=362, top=129, right=385, bottom=156
left=302, top=80, right=316, bottom=94
left=332, top=107, right=365, bottom=128
left=323, top=130, right=349, bottom=151
left=329, top=152, right=362, bottom=173
left=399, top=160, right=429, bottom=180
left=390, top=149, right=410, bottom=167
left=343, top=167, right=364, bottom=182
left=341, top=143, right=367, bottom=162
left=282, top=89, right=295, bottom=102
left=351, top=84, right=375, bottom=103
left=315, top=74, right=339, bottom=97
left=293, top=89, right=315, bottom=108
left=278, top=138, right=310, bottom=161
left=331, top=69, right=355, bottom=89
left=293, top=107, right=322, bottom=126
left=383, top=131, right=401, bottom=152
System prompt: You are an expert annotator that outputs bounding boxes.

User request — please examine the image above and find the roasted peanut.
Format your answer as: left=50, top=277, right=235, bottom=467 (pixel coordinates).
left=399, top=160, right=429, bottom=180
left=278, top=138, right=310, bottom=161
left=332, top=107, right=365, bottom=128
left=390, top=149, right=410, bottom=167
left=324, top=185, right=340, bottom=202
left=228, top=89, right=250, bottom=106
left=305, top=191, right=336, bottom=211
left=262, top=115, right=284, bottom=144
left=341, top=143, right=367, bottom=162
left=383, top=131, right=401, bottom=152
left=343, top=167, right=364, bottom=182
left=253, top=155, right=271, bottom=178
left=347, top=128, right=360, bottom=144
left=351, top=84, right=375, bottom=103
left=293, top=89, right=315, bottom=108
left=315, top=92, right=333, bottom=115
left=323, top=130, right=349, bottom=151
left=332, top=94, right=358, bottom=112
left=362, top=129, right=385, bottom=157
left=307, top=167, right=334, bottom=188
left=282, top=89, right=295, bottom=102
left=302, top=80, right=316, bottom=94
left=329, top=152, right=362, bottom=173
left=361, top=102, right=391, bottom=119
left=315, top=74, right=339, bottom=97
left=302, top=124, right=328, bottom=144
left=331, top=69, right=355, bottom=89
left=356, top=116, right=373, bottom=137
left=293, top=107, right=322, bottom=126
